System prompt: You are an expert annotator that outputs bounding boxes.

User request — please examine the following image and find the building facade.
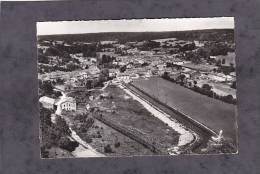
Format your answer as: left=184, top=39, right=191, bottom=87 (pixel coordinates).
left=59, top=97, right=77, bottom=111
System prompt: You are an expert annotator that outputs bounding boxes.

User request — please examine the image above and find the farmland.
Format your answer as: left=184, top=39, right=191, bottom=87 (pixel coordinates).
left=38, top=21, right=237, bottom=157
left=62, top=109, right=156, bottom=156
left=132, top=77, right=237, bottom=144
left=63, top=85, right=182, bottom=156
left=99, top=85, right=181, bottom=153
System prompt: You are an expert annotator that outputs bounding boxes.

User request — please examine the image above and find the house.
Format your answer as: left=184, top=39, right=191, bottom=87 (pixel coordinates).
left=59, top=97, right=76, bottom=111
left=90, top=58, right=97, bottom=63
left=130, top=73, right=140, bottom=79
left=39, top=96, right=55, bottom=109
left=55, top=95, right=77, bottom=115
left=109, top=69, right=119, bottom=77
left=169, top=72, right=181, bottom=81
left=117, top=72, right=131, bottom=83
left=157, top=64, right=166, bottom=71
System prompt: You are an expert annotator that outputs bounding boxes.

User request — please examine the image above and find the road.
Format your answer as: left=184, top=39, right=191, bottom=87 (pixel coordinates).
left=54, top=95, right=104, bottom=158
left=70, top=129, right=105, bottom=158
left=125, top=82, right=216, bottom=152
left=119, top=84, right=196, bottom=147
left=132, top=77, right=237, bottom=144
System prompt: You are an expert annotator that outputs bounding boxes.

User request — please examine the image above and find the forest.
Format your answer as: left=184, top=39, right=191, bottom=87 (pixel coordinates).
left=38, top=29, right=234, bottom=43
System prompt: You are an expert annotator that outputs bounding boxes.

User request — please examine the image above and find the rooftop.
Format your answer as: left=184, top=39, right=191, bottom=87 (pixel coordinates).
left=39, top=96, right=56, bottom=105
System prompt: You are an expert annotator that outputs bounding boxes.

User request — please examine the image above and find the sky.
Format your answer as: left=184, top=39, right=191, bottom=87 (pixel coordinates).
left=37, top=17, right=234, bottom=35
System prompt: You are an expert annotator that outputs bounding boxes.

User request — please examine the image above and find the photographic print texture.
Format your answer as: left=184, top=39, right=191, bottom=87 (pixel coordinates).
left=37, top=17, right=238, bottom=158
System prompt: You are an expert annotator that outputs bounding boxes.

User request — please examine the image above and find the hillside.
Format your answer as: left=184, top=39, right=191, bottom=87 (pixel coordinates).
left=38, top=29, right=234, bottom=43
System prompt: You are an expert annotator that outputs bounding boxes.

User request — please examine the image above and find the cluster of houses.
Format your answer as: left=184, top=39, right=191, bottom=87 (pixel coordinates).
left=39, top=95, right=77, bottom=114
left=38, top=38, right=236, bottom=109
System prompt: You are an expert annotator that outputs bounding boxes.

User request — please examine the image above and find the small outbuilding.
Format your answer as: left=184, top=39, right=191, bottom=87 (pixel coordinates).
left=39, top=96, right=56, bottom=109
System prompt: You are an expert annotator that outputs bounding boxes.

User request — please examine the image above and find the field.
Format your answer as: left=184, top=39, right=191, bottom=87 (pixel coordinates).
left=132, top=77, right=237, bottom=143
left=64, top=85, right=181, bottom=156
left=87, top=120, right=155, bottom=156
left=63, top=110, right=156, bottom=157
left=196, top=80, right=237, bottom=98
left=99, top=85, right=180, bottom=153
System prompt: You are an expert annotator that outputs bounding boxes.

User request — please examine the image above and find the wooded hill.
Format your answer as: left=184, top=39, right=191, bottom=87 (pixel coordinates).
left=38, top=29, right=234, bottom=43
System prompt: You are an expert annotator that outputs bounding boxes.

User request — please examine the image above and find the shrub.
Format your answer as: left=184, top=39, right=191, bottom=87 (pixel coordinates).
left=55, top=116, right=71, bottom=136
left=40, top=146, right=49, bottom=158
left=202, top=84, right=212, bottom=91
left=104, top=144, right=113, bottom=153
left=114, top=142, right=120, bottom=148
left=84, top=135, right=93, bottom=143
left=231, top=81, right=236, bottom=89
left=79, top=118, right=95, bottom=133
left=58, top=137, right=79, bottom=152
left=75, top=114, right=88, bottom=123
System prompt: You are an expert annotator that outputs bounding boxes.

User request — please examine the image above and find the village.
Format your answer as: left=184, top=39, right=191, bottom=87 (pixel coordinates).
left=38, top=30, right=237, bottom=158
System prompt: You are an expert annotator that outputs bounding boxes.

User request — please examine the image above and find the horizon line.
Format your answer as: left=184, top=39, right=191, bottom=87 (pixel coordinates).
left=37, top=17, right=234, bottom=36
left=37, top=28, right=234, bottom=36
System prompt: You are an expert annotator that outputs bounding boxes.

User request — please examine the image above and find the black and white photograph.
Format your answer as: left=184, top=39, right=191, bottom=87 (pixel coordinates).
left=37, top=17, right=238, bottom=158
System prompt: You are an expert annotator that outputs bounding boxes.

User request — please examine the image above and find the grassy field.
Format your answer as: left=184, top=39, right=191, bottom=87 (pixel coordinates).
left=47, top=147, right=74, bottom=158
left=98, top=85, right=180, bottom=153
left=63, top=110, right=156, bottom=156
left=88, top=120, right=155, bottom=156
left=132, top=77, right=237, bottom=144
left=66, top=85, right=181, bottom=155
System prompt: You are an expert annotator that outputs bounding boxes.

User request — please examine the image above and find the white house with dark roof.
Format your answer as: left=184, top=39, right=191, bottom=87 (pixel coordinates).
left=55, top=94, right=77, bottom=115
left=59, top=97, right=76, bottom=111
left=40, top=94, right=77, bottom=115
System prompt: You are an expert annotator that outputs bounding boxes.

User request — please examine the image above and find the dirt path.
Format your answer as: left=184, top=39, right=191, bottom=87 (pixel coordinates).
left=70, top=129, right=105, bottom=157
left=54, top=96, right=105, bottom=158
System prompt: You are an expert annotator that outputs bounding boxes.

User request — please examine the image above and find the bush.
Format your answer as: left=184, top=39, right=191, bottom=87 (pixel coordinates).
left=78, top=118, right=94, bottom=133
left=114, top=142, right=120, bottom=148
left=231, top=81, right=236, bottom=89
left=55, top=116, right=71, bottom=136
left=202, top=84, right=212, bottom=91
left=39, top=104, right=52, bottom=127
left=84, top=135, right=93, bottom=143
left=38, top=54, right=49, bottom=64
left=222, top=95, right=235, bottom=104
left=58, top=137, right=79, bottom=152
left=161, top=72, right=170, bottom=80
left=75, top=114, right=88, bottom=123
left=104, top=144, right=113, bottom=153
left=41, top=81, right=54, bottom=96
left=66, top=61, right=81, bottom=71
left=50, top=90, right=62, bottom=99
left=40, top=146, right=49, bottom=158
